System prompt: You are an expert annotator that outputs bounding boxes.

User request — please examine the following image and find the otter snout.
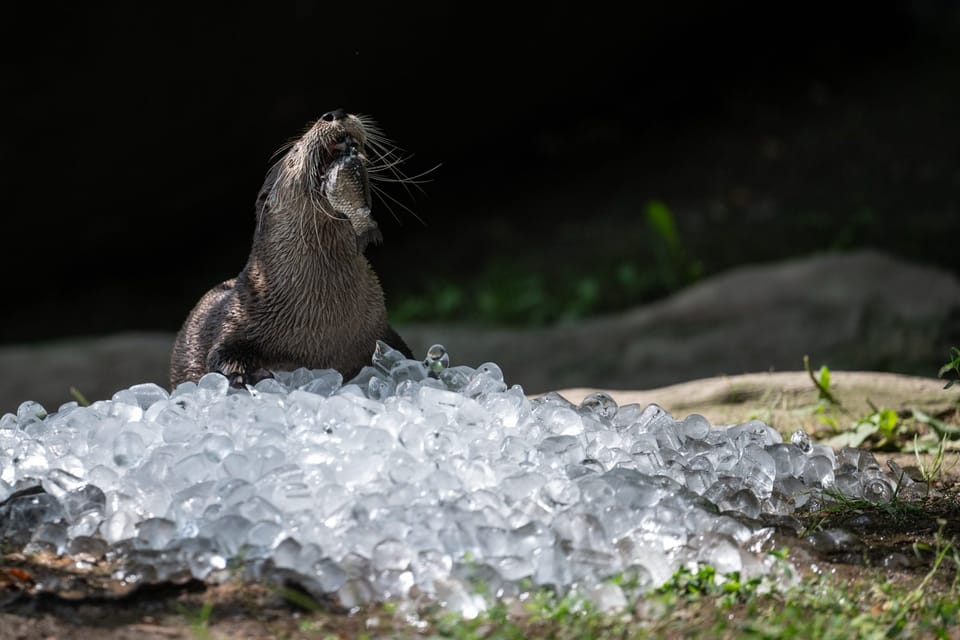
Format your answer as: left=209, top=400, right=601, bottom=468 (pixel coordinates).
left=320, top=108, right=347, bottom=122
left=264, top=111, right=383, bottom=253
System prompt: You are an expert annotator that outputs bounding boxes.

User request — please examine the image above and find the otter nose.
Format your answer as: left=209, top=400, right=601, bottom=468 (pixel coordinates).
left=321, top=108, right=347, bottom=122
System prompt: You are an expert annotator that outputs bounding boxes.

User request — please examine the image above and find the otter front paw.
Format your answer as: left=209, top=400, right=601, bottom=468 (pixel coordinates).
left=356, top=223, right=383, bottom=254
left=225, top=368, right=274, bottom=389
left=208, top=343, right=273, bottom=389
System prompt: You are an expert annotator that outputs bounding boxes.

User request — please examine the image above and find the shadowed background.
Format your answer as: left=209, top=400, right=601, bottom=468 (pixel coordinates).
left=2, top=1, right=959, bottom=406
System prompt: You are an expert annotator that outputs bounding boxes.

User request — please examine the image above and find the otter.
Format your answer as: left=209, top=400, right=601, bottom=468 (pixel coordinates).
left=169, top=109, right=413, bottom=388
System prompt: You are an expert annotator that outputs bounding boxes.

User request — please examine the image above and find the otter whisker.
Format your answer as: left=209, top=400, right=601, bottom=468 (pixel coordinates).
left=365, top=136, right=405, bottom=155
left=297, top=198, right=310, bottom=253
left=368, top=160, right=415, bottom=182
left=364, top=146, right=424, bottom=197
left=361, top=133, right=435, bottom=185
left=361, top=134, right=435, bottom=218
left=370, top=182, right=425, bottom=226
left=354, top=114, right=393, bottom=140
left=364, top=141, right=403, bottom=161
left=370, top=175, right=436, bottom=185
left=363, top=141, right=407, bottom=169
left=369, top=183, right=402, bottom=225
left=312, top=201, right=325, bottom=254
left=371, top=158, right=438, bottom=198
left=314, top=196, right=341, bottom=221
left=365, top=150, right=408, bottom=170
left=270, top=137, right=299, bottom=161
left=369, top=163, right=441, bottom=185
left=361, top=129, right=406, bottom=156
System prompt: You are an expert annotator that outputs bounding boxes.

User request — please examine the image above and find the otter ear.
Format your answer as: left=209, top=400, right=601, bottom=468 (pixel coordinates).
left=255, top=162, right=282, bottom=215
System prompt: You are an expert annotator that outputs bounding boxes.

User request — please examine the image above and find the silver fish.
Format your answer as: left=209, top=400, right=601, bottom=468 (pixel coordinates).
left=324, top=148, right=382, bottom=252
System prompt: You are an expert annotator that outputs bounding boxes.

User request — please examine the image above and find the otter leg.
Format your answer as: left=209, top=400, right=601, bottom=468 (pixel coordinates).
left=381, top=325, right=414, bottom=359
left=207, top=339, right=275, bottom=388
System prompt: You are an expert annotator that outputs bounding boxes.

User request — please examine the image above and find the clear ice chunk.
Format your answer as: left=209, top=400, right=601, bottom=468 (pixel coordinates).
left=802, top=455, right=836, bottom=488
left=0, top=491, right=65, bottom=547
left=69, top=535, right=109, bottom=560
left=462, top=364, right=507, bottom=397
left=137, top=517, right=178, bottom=548
left=113, top=431, right=147, bottom=467
left=372, top=340, right=407, bottom=374
left=861, top=469, right=896, bottom=503
left=693, top=533, right=744, bottom=575
left=103, top=510, right=137, bottom=544
left=128, top=383, right=170, bottom=410
left=26, top=521, right=68, bottom=554
left=62, top=484, right=106, bottom=521
left=634, top=403, right=673, bottom=432
left=579, top=392, right=618, bottom=422
left=41, top=468, right=86, bottom=499
left=834, top=470, right=862, bottom=499
left=197, top=372, right=230, bottom=397
left=373, top=538, right=413, bottom=571
left=252, top=377, right=288, bottom=395
left=424, top=344, right=451, bottom=375
left=301, top=370, right=344, bottom=396
left=17, top=400, right=48, bottom=424
left=790, top=429, right=813, bottom=453
left=681, top=413, right=710, bottom=440
left=439, top=366, right=473, bottom=391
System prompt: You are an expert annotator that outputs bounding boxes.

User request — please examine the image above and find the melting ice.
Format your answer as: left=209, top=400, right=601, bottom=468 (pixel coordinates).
left=0, top=344, right=922, bottom=613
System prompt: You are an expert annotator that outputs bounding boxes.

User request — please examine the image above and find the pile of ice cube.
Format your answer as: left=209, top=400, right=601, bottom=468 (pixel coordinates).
left=0, top=344, right=916, bottom=614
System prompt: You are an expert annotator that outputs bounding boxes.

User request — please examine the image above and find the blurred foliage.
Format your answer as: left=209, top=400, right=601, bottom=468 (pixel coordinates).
left=804, top=357, right=960, bottom=455
left=939, top=347, right=960, bottom=389
left=390, top=200, right=702, bottom=326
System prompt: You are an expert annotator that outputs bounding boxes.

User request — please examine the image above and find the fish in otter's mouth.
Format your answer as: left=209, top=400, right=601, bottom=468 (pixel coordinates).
left=321, top=132, right=382, bottom=251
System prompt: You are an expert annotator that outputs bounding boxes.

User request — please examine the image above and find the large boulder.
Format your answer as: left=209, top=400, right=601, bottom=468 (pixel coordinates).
left=402, top=250, right=960, bottom=392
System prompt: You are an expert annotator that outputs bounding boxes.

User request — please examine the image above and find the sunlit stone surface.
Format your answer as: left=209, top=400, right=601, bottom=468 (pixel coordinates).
left=0, top=344, right=922, bottom=612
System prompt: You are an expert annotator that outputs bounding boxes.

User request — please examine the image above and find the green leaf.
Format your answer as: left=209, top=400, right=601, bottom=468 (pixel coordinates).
left=939, top=347, right=960, bottom=383
left=818, top=365, right=831, bottom=393
left=816, top=414, right=840, bottom=430
left=644, top=200, right=680, bottom=251
left=69, top=387, right=90, bottom=407
left=913, top=409, right=960, bottom=437
left=875, top=409, right=899, bottom=438
left=824, top=420, right=878, bottom=448
left=275, top=587, right=322, bottom=612
left=804, top=355, right=841, bottom=406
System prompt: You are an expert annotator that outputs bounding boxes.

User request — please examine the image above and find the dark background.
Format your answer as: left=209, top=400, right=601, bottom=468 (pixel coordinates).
left=3, top=1, right=959, bottom=345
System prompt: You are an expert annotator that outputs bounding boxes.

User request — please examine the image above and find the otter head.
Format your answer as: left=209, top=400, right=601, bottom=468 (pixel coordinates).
left=260, top=109, right=381, bottom=253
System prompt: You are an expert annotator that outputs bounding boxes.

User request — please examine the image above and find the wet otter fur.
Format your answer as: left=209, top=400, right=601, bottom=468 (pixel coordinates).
left=169, top=109, right=413, bottom=388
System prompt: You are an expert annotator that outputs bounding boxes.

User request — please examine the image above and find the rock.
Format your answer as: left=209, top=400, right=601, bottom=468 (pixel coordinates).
left=0, top=333, right=172, bottom=413
left=1, top=250, right=958, bottom=410
left=402, top=250, right=960, bottom=392
left=554, top=370, right=960, bottom=432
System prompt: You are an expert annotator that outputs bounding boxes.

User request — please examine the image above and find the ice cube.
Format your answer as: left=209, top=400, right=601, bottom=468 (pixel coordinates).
left=424, top=344, right=451, bottom=375
left=681, top=413, right=711, bottom=440
left=579, top=392, right=618, bottom=422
